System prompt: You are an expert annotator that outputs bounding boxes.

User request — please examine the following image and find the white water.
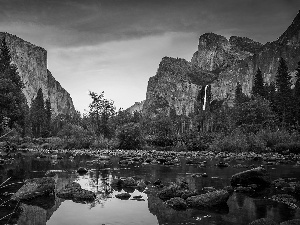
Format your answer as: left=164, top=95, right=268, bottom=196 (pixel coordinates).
left=203, top=84, right=208, bottom=110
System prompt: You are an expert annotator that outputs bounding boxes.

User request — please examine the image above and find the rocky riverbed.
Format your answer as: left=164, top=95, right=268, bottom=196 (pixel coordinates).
left=1, top=148, right=300, bottom=224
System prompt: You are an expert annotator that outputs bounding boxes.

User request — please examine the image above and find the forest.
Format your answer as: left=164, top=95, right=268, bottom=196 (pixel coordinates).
left=1, top=38, right=300, bottom=154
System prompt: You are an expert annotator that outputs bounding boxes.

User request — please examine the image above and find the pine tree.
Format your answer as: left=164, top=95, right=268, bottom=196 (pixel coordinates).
left=235, top=82, right=249, bottom=104
left=275, top=57, right=293, bottom=126
left=30, top=88, right=46, bottom=137
left=294, top=61, right=300, bottom=125
left=252, top=68, right=265, bottom=97
left=0, top=38, right=27, bottom=134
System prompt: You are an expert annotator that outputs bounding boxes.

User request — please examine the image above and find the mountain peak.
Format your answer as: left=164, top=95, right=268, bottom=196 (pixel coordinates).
left=277, top=10, right=300, bottom=45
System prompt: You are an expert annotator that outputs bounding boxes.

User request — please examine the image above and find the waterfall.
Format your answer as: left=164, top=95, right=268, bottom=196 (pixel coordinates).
left=203, top=84, right=208, bottom=110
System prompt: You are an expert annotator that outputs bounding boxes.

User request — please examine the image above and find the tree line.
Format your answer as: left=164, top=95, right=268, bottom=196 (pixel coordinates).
left=1, top=36, right=300, bottom=152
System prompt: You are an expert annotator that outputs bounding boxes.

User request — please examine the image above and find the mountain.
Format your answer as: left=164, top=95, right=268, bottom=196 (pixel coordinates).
left=0, top=32, right=75, bottom=116
left=141, top=10, right=300, bottom=117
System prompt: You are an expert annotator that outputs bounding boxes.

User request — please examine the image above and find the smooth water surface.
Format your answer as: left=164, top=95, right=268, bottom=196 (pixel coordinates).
left=1, top=151, right=300, bottom=225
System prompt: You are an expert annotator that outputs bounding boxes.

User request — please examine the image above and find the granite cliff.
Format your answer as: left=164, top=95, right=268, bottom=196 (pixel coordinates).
left=0, top=32, right=75, bottom=116
left=142, top=10, right=300, bottom=116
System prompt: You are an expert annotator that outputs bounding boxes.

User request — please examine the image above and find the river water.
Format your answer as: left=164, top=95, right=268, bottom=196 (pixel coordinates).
left=1, top=151, right=300, bottom=225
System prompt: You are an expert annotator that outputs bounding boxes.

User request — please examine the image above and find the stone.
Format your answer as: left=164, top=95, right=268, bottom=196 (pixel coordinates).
left=158, top=184, right=186, bottom=201
left=280, top=219, right=300, bottom=225
left=248, top=218, right=278, bottom=225
left=123, top=177, right=137, bottom=187
left=115, top=193, right=131, bottom=200
left=57, top=182, right=96, bottom=202
left=77, top=167, right=88, bottom=174
left=231, top=167, right=271, bottom=189
left=11, top=177, right=55, bottom=201
left=186, top=189, right=230, bottom=209
left=166, top=197, right=187, bottom=210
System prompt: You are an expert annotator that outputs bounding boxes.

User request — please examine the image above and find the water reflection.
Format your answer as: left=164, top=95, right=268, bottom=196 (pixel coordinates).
left=0, top=153, right=300, bottom=225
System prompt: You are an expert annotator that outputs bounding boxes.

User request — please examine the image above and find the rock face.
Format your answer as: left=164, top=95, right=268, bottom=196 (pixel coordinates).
left=11, top=177, right=55, bottom=201
left=142, top=57, right=214, bottom=117
left=142, top=10, right=300, bottom=116
left=0, top=32, right=75, bottom=116
left=127, top=100, right=145, bottom=114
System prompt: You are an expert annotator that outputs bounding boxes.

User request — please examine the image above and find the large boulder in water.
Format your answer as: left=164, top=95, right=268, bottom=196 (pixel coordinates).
left=248, top=218, right=278, bottom=225
left=158, top=183, right=186, bottom=201
left=280, top=219, right=300, bottom=225
left=57, top=182, right=96, bottom=202
left=166, top=197, right=187, bottom=210
left=231, top=167, right=271, bottom=189
left=11, top=177, right=55, bottom=201
left=186, top=189, right=230, bottom=209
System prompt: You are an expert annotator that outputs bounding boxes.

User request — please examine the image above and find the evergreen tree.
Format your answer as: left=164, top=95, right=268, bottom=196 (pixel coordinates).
left=43, top=99, right=52, bottom=137
left=30, top=88, right=46, bottom=137
left=235, top=82, right=249, bottom=104
left=252, top=68, right=265, bottom=97
left=294, top=61, right=300, bottom=124
left=0, top=38, right=27, bottom=134
left=275, top=57, right=293, bottom=125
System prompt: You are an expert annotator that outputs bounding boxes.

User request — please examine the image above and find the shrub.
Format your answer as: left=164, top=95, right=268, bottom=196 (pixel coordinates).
left=116, top=122, right=143, bottom=150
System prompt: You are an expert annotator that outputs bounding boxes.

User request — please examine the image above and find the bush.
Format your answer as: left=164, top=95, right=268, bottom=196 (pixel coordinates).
left=210, top=129, right=249, bottom=152
left=90, top=135, right=118, bottom=150
left=116, top=122, right=143, bottom=150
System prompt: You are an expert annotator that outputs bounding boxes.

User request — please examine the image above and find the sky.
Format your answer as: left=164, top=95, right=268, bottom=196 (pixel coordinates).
left=0, top=0, right=300, bottom=114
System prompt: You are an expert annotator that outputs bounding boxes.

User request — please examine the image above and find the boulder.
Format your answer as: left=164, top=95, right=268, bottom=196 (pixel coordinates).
left=280, top=219, right=300, bottom=225
left=123, top=177, right=137, bottom=187
left=11, top=177, right=55, bottom=201
left=186, top=190, right=230, bottom=209
left=231, top=167, right=271, bottom=188
left=77, top=167, right=88, bottom=174
left=57, top=182, right=96, bottom=202
left=115, top=193, right=131, bottom=200
left=166, top=197, right=187, bottom=210
left=248, top=218, right=278, bottom=225
left=158, top=184, right=185, bottom=201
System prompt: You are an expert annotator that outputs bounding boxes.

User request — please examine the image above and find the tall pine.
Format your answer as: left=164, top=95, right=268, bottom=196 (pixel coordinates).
left=30, top=88, right=46, bottom=137
left=294, top=61, right=300, bottom=125
left=252, top=68, right=265, bottom=97
left=275, top=57, right=293, bottom=126
left=0, top=38, right=27, bottom=134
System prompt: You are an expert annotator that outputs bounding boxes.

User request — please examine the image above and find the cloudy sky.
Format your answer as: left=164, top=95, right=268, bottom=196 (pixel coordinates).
left=0, top=0, right=300, bottom=113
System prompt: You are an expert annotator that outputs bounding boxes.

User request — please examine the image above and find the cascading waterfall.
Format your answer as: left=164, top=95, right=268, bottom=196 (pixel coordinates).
left=203, top=84, right=208, bottom=110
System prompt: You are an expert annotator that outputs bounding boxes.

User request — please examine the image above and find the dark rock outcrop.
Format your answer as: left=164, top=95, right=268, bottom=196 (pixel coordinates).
left=166, top=197, right=187, bottom=210
left=186, top=189, right=230, bottom=209
left=11, top=177, right=55, bottom=201
left=248, top=218, right=278, bottom=225
left=231, top=167, right=271, bottom=189
left=0, top=32, right=75, bottom=115
left=56, top=182, right=96, bottom=202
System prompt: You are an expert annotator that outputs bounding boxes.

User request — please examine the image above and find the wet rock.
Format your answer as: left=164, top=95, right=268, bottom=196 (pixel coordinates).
left=270, top=194, right=298, bottom=209
left=181, top=190, right=199, bottom=200
left=132, top=195, right=143, bottom=199
left=216, top=161, right=229, bottom=167
left=166, top=197, right=187, bottom=210
left=153, top=179, right=162, bottom=186
left=158, top=184, right=186, bottom=201
left=11, top=177, right=55, bottom=201
left=137, top=180, right=146, bottom=191
left=115, top=192, right=131, bottom=200
left=111, top=178, right=124, bottom=188
left=186, top=190, right=230, bottom=209
left=77, top=167, right=88, bottom=174
left=123, top=177, right=137, bottom=187
left=45, top=170, right=57, bottom=177
left=57, top=182, right=96, bottom=202
left=231, top=167, right=271, bottom=189
left=280, top=219, right=300, bottom=225
left=248, top=218, right=278, bottom=225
